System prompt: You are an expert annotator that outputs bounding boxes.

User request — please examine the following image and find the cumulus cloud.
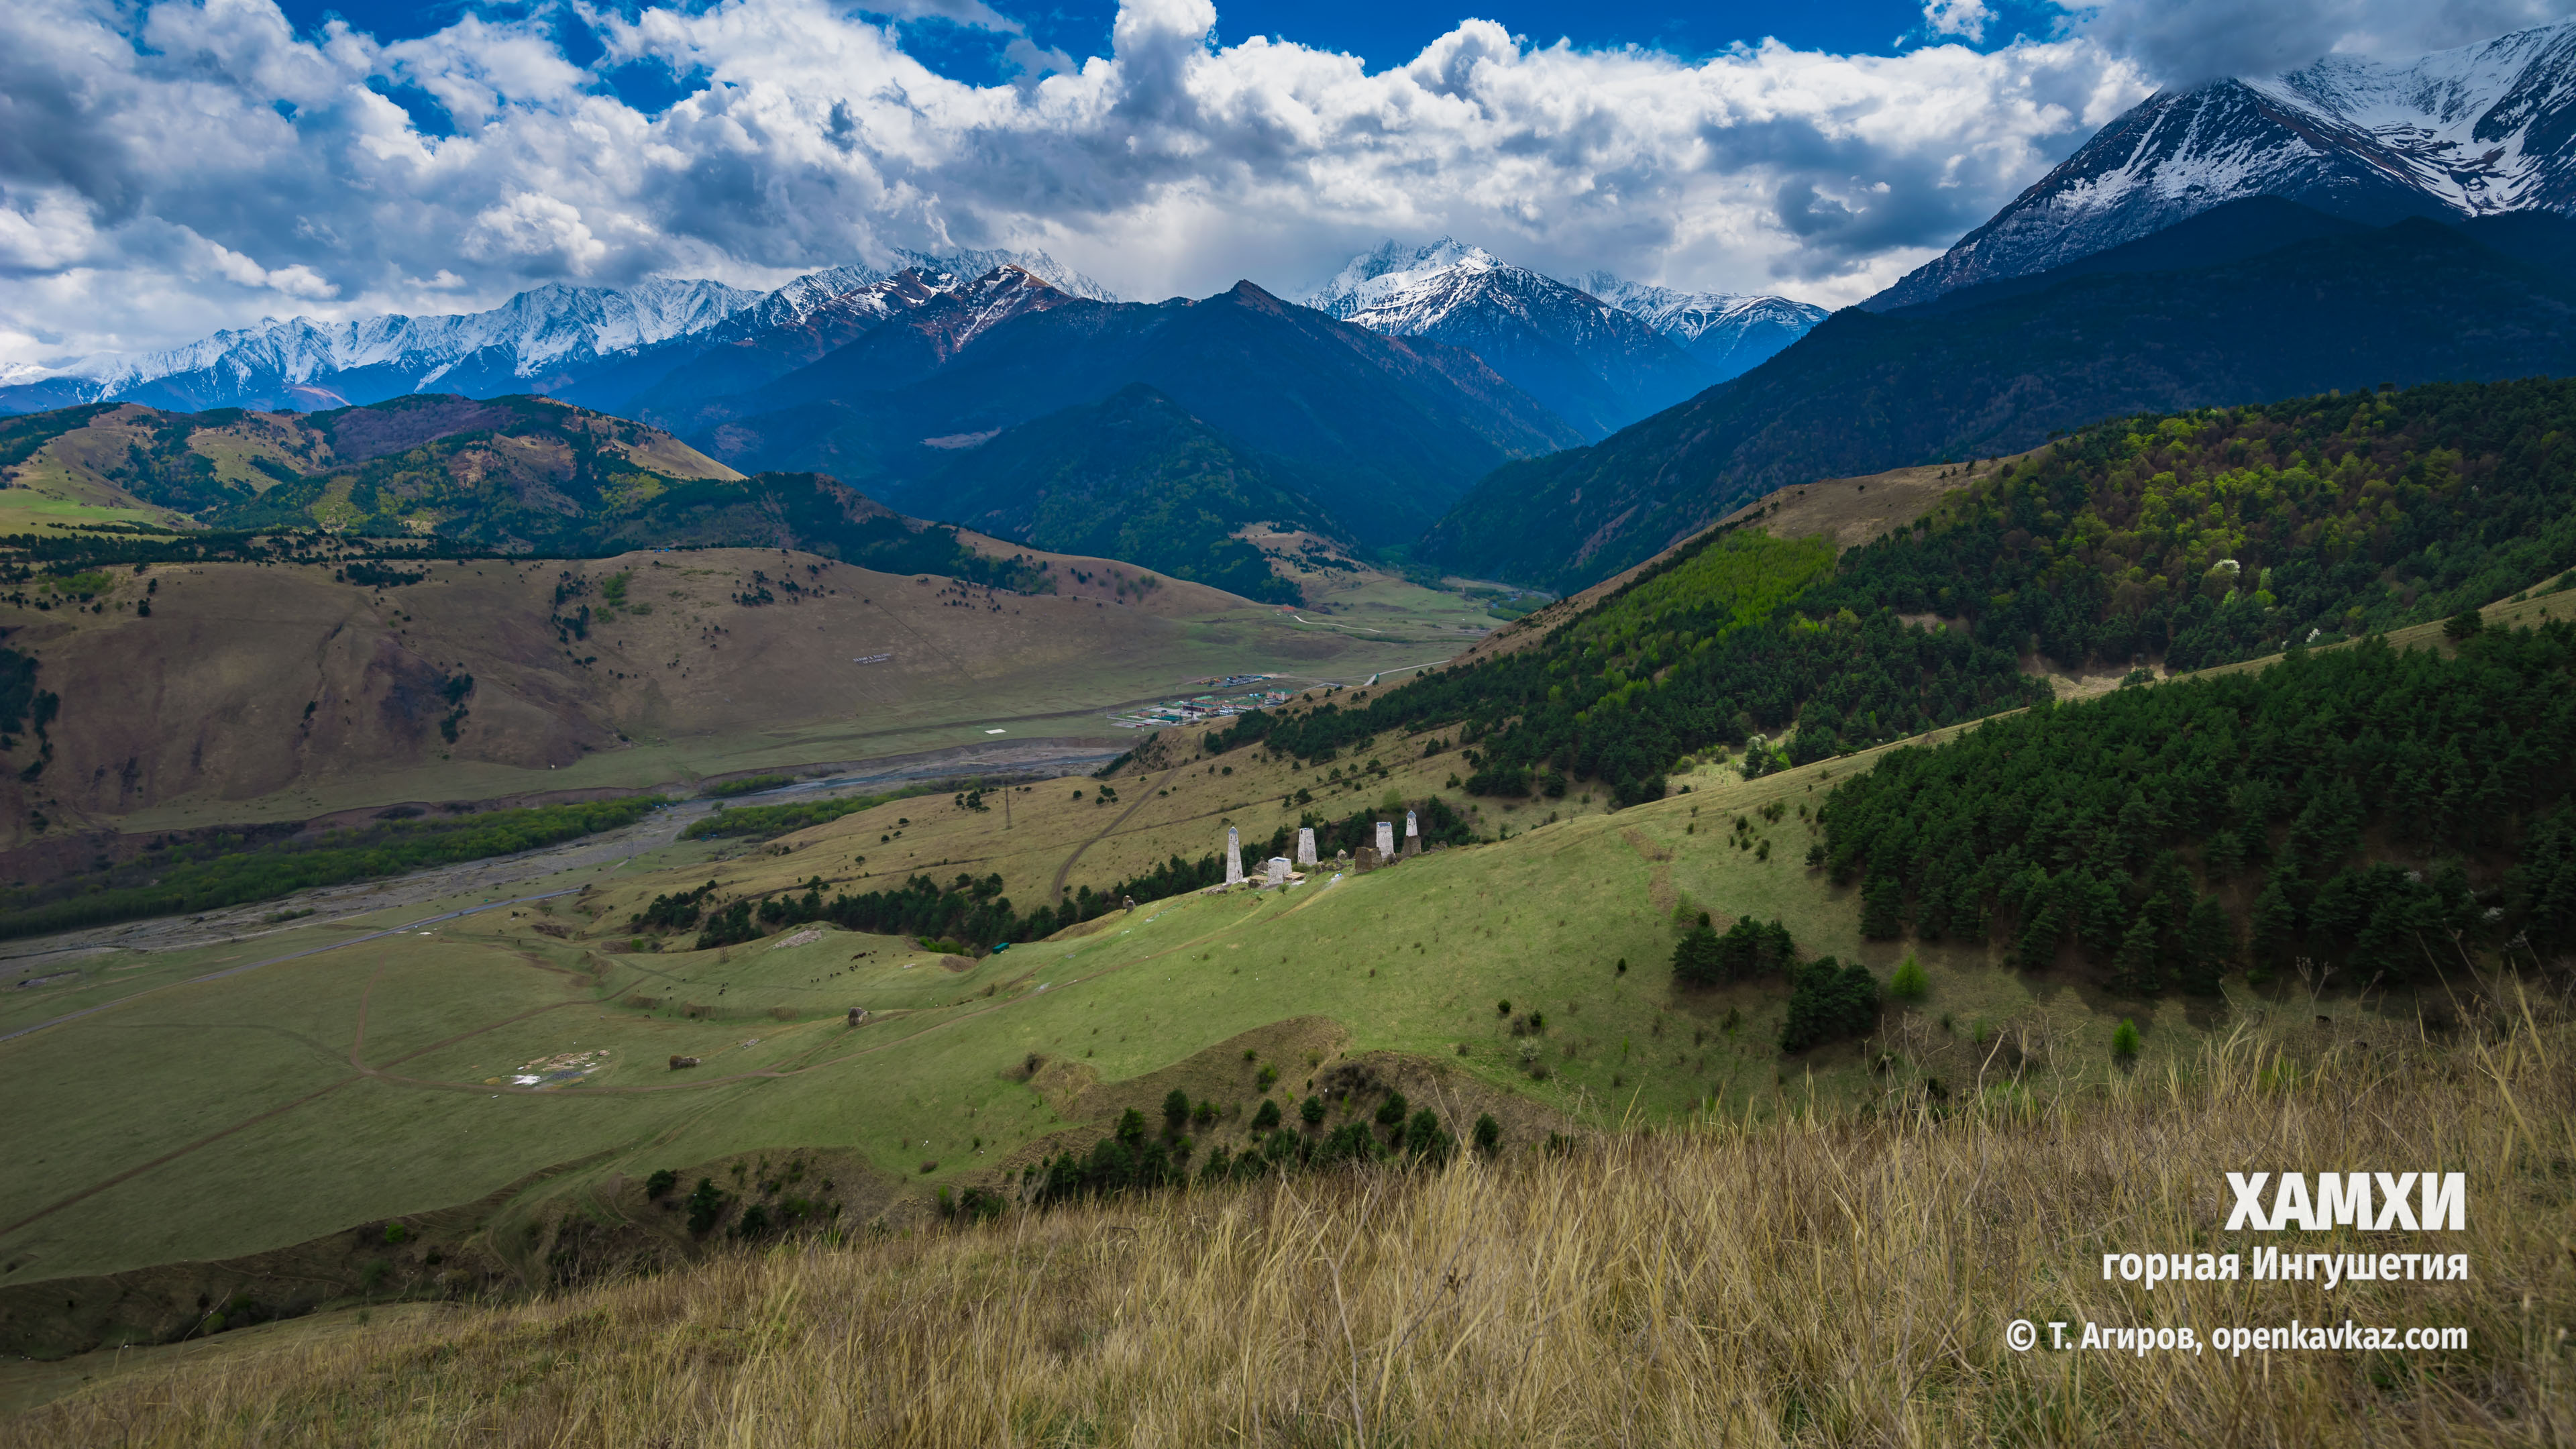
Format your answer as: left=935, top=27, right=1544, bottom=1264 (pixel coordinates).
left=0, top=0, right=2173, bottom=365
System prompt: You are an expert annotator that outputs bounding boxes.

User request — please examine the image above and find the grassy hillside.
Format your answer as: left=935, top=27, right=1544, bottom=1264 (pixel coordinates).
left=10, top=992, right=2567, bottom=1444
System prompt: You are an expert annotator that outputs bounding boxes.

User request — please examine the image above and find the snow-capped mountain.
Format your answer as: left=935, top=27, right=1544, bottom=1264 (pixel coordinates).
left=0, top=250, right=1118, bottom=417
left=1, top=279, right=763, bottom=415
left=1303, top=239, right=1718, bottom=437
left=1568, top=274, right=1829, bottom=381
left=1869, top=21, right=2576, bottom=310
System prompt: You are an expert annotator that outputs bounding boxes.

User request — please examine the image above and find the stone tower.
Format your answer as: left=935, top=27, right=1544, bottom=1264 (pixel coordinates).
left=1375, top=820, right=1395, bottom=857
left=1296, top=826, right=1317, bottom=867
left=1224, top=826, right=1243, bottom=885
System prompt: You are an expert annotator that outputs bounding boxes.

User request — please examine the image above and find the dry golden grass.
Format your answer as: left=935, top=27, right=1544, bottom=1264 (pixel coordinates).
left=19, top=995, right=2573, bottom=1447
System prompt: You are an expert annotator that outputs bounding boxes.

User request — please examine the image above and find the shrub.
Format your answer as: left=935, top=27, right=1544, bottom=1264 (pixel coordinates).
left=1116, top=1108, right=1148, bottom=1145
left=685, top=1177, right=726, bottom=1235
left=1472, top=1112, right=1502, bottom=1155
left=1299, top=1095, right=1326, bottom=1128
left=1162, top=1089, right=1191, bottom=1132
left=1888, top=954, right=1929, bottom=1002
left=1403, top=1108, right=1452, bottom=1163
left=1256, top=1064, right=1279, bottom=1091
left=643, top=1168, right=678, bottom=1200
left=735, top=1203, right=771, bottom=1238
left=1252, top=1098, right=1282, bottom=1131
left=2443, top=608, right=2485, bottom=641
left=2112, top=1018, right=2142, bottom=1060
left=382, top=1222, right=409, bottom=1246
left=1375, top=1090, right=1409, bottom=1127
left=1780, top=958, right=1880, bottom=1054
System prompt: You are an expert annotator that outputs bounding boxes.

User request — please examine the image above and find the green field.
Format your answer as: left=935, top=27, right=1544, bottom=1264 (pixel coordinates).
left=0, top=716, right=2285, bottom=1295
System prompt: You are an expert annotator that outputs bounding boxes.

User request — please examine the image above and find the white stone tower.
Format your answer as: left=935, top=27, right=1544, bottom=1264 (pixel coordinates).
left=1375, top=820, right=1395, bottom=857
left=1296, top=826, right=1317, bottom=867
left=1225, top=826, right=1243, bottom=885
left=1403, top=810, right=1421, bottom=856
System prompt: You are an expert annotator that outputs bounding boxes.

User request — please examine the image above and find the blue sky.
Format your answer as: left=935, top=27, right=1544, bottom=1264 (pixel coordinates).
left=280, top=0, right=2076, bottom=96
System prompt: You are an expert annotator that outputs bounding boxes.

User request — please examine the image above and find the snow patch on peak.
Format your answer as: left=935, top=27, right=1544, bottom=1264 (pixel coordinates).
left=1304, top=238, right=1504, bottom=317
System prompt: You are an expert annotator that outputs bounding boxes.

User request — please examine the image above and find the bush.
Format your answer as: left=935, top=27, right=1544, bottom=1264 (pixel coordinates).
left=2443, top=608, right=2485, bottom=641
left=1888, top=954, right=1929, bottom=1002
left=1780, top=958, right=1880, bottom=1054
left=1472, top=1112, right=1502, bottom=1155
left=735, top=1203, right=771, bottom=1238
left=1299, top=1094, right=1326, bottom=1127
left=1375, top=1090, right=1409, bottom=1127
left=1116, top=1108, right=1148, bottom=1146
left=643, top=1169, right=679, bottom=1200
left=1252, top=1098, right=1282, bottom=1131
left=1256, top=1064, right=1279, bottom=1091
left=1403, top=1108, right=1452, bottom=1163
left=2112, top=1018, right=2142, bottom=1060
left=1162, top=1089, right=1191, bottom=1133
left=685, top=1178, right=726, bottom=1236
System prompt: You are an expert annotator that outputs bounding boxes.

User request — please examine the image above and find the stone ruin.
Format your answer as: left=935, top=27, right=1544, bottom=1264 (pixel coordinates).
left=1225, top=826, right=1244, bottom=885
left=1296, top=826, right=1318, bottom=867
left=1354, top=845, right=1381, bottom=872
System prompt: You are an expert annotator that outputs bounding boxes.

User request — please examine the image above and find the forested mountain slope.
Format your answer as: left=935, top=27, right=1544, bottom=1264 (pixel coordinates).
left=1220, top=378, right=2576, bottom=806
left=1426, top=213, right=2576, bottom=592
left=920, top=384, right=1324, bottom=604
left=1823, top=628, right=2576, bottom=994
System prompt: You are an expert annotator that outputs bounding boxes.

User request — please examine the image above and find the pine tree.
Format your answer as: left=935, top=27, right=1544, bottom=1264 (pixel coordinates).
left=1860, top=871, right=1906, bottom=938
left=2249, top=881, right=2299, bottom=969
left=2179, top=894, right=2236, bottom=994
left=2110, top=912, right=2163, bottom=996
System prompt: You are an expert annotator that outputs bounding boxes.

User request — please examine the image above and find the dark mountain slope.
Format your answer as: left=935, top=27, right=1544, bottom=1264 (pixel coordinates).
left=686, top=278, right=1581, bottom=546
left=1426, top=215, right=2576, bottom=592
left=920, top=384, right=1320, bottom=604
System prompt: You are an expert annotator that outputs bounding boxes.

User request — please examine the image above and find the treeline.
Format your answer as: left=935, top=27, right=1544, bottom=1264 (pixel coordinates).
left=679, top=786, right=930, bottom=841
left=676, top=851, right=1230, bottom=954
left=1213, top=530, right=2047, bottom=807
left=0, top=796, right=665, bottom=941
left=1821, top=623, right=2576, bottom=992
left=1023, top=1085, right=1481, bottom=1211
left=1198, top=378, right=2576, bottom=810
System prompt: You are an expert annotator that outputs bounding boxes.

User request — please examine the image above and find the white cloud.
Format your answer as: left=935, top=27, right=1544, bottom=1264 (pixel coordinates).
left=1925, top=0, right=1994, bottom=44
left=0, top=0, right=2171, bottom=366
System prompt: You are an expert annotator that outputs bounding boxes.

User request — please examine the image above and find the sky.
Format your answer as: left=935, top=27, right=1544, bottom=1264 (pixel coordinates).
left=3, top=0, right=2572, bottom=368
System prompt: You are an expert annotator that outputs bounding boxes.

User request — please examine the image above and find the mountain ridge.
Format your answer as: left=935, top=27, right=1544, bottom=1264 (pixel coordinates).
left=1426, top=205, right=2576, bottom=591
left=1868, top=21, right=2576, bottom=309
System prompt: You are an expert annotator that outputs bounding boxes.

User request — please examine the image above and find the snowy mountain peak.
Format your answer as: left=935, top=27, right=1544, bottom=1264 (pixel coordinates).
left=1305, top=238, right=1505, bottom=318
left=1869, top=19, right=2576, bottom=309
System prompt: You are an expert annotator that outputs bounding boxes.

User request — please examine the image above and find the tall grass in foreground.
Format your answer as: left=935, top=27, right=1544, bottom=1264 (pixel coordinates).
left=24, top=1005, right=2576, bottom=1446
